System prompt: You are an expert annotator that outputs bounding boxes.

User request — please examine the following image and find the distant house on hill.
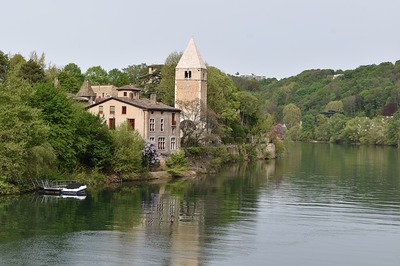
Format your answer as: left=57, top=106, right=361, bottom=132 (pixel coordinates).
left=84, top=83, right=181, bottom=154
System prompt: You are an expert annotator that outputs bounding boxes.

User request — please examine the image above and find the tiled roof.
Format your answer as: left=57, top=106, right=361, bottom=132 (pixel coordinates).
left=117, top=84, right=141, bottom=91
left=176, top=38, right=207, bottom=69
left=87, top=97, right=181, bottom=112
left=76, top=80, right=96, bottom=97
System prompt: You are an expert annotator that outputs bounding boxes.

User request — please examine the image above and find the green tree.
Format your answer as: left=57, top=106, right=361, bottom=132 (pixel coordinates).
left=73, top=108, right=114, bottom=170
left=57, top=71, right=82, bottom=93
left=85, top=66, right=109, bottom=85
left=324, top=100, right=344, bottom=112
left=111, top=123, right=144, bottom=179
left=327, top=114, right=347, bottom=143
left=387, top=111, right=400, bottom=146
left=300, top=114, right=315, bottom=141
left=157, top=52, right=182, bottom=105
left=31, top=83, right=77, bottom=170
left=8, top=54, right=26, bottom=72
left=283, top=103, right=301, bottom=129
left=166, top=150, right=189, bottom=177
left=109, top=68, right=129, bottom=87
left=57, top=63, right=84, bottom=93
left=0, top=51, right=9, bottom=82
left=342, top=116, right=371, bottom=144
left=0, top=75, right=54, bottom=186
left=20, top=59, right=45, bottom=83
left=64, top=63, right=83, bottom=78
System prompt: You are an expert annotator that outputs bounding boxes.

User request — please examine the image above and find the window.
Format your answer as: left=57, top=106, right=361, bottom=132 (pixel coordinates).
left=123, top=92, right=127, bottom=97
left=171, top=113, right=176, bottom=126
left=110, top=106, right=115, bottom=115
left=149, top=136, right=155, bottom=142
left=160, top=118, right=164, bottom=132
left=127, top=119, right=135, bottom=130
left=170, top=137, right=176, bottom=151
left=99, top=106, right=103, bottom=115
left=184, top=70, right=192, bottom=79
left=149, top=118, right=155, bottom=132
left=158, top=137, right=165, bottom=150
left=109, top=118, right=115, bottom=130
left=122, top=106, right=127, bottom=114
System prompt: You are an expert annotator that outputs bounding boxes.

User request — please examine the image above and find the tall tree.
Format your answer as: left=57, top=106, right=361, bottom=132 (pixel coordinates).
left=20, top=59, right=45, bottom=83
left=31, top=83, right=77, bottom=170
left=109, top=68, right=129, bottom=87
left=156, top=52, right=182, bottom=105
left=57, top=63, right=84, bottom=93
left=283, top=103, right=301, bottom=129
left=0, top=74, right=54, bottom=185
left=85, top=66, right=109, bottom=85
left=0, top=51, right=9, bottom=82
left=8, top=54, right=26, bottom=72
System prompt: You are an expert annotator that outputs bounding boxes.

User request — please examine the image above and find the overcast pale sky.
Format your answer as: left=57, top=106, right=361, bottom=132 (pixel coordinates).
left=2, top=0, right=399, bottom=79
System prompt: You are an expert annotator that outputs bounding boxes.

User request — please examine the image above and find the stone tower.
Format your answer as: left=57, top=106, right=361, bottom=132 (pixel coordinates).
left=174, top=38, right=207, bottom=121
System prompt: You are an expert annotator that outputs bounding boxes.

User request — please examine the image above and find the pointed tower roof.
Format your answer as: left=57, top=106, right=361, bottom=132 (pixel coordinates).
left=176, top=38, right=206, bottom=69
left=76, top=80, right=96, bottom=97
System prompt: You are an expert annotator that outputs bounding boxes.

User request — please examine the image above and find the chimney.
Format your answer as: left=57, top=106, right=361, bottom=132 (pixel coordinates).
left=150, top=93, right=157, bottom=104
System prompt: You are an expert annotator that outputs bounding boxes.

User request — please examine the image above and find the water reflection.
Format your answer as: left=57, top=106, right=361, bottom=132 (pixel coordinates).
left=1, top=143, right=400, bottom=265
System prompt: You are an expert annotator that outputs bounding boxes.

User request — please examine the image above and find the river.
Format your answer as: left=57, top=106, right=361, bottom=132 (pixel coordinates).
left=1, top=142, right=399, bottom=265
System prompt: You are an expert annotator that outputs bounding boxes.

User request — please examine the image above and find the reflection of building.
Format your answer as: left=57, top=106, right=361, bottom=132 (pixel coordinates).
left=139, top=184, right=204, bottom=265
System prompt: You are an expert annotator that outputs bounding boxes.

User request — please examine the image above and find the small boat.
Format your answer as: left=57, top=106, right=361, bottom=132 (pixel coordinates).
left=61, top=182, right=87, bottom=196
left=34, top=179, right=87, bottom=196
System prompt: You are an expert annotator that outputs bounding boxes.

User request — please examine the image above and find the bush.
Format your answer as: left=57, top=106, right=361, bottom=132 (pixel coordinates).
left=166, top=150, right=189, bottom=178
left=111, top=123, right=144, bottom=179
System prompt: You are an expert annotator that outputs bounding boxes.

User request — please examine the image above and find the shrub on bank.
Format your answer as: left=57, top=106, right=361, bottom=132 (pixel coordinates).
left=166, top=150, right=189, bottom=177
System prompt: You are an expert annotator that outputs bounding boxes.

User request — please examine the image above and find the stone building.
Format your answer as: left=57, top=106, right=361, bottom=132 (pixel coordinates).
left=86, top=84, right=181, bottom=154
left=174, top=38, right=207, bottom=122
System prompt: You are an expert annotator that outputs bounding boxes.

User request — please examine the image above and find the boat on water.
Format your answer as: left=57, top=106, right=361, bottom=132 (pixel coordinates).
left=33, top=180, right=87, bottom=196
left=61, top=183, right=87, bottom=196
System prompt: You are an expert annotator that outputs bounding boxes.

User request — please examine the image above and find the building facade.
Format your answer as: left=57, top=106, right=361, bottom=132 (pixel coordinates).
left=86, top=85, right=181, bottom=154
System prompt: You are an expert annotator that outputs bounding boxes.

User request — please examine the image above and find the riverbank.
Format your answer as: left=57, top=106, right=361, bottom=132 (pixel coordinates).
left=0, top=143, right=278, bottom=196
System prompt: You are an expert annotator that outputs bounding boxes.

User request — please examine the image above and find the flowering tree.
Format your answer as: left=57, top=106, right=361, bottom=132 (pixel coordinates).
left=142, top=141, right=160, bottom=170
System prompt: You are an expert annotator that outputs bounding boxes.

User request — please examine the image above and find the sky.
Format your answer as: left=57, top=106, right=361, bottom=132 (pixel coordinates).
left=2, top=0, right=400, bottom=79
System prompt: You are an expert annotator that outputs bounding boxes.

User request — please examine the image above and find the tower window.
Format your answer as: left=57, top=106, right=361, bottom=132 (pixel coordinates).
left=184, top=71, right=192, bottom=79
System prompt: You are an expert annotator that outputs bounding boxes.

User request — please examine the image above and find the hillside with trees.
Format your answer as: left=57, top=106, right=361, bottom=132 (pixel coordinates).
left=232, top=60, right=400, bottom=145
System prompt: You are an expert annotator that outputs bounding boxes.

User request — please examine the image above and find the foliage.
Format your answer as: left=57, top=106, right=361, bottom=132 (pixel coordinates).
left=73, top=108, right=114, bottom=170
left=0, top=74, right=54, bottom=184
left=109, top=68, right=129, bottom=87
left=324, top=100, right=344, bottom=112
left=142, top=141, right=160, bottom=170
left=283, top=103, right=301, bottom=129
left=20, top=59, right=46, bottom=83
left=8, top=54, right=26, bottom=72
left=165, top=150, right=189, bottom=177
left=0, top=51, right=9, bottom=82
left=111, top=123, right=145, bottom=179
left=85, top=66, right=109, bottom=85
left=124, top=63, right=161, bottom=96
left=57, top=63, right=84, bottom=93
left=31, top=83, right=78, bottom=170
left=156, top=52, right=182, bottom=105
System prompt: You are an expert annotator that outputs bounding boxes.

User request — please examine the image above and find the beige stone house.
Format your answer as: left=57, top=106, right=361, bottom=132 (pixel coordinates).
left=86, top=85, right=181, bottom=154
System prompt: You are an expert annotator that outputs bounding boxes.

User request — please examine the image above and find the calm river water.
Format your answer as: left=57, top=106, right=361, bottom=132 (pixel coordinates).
left=1, top=143, right=400, bottom=266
